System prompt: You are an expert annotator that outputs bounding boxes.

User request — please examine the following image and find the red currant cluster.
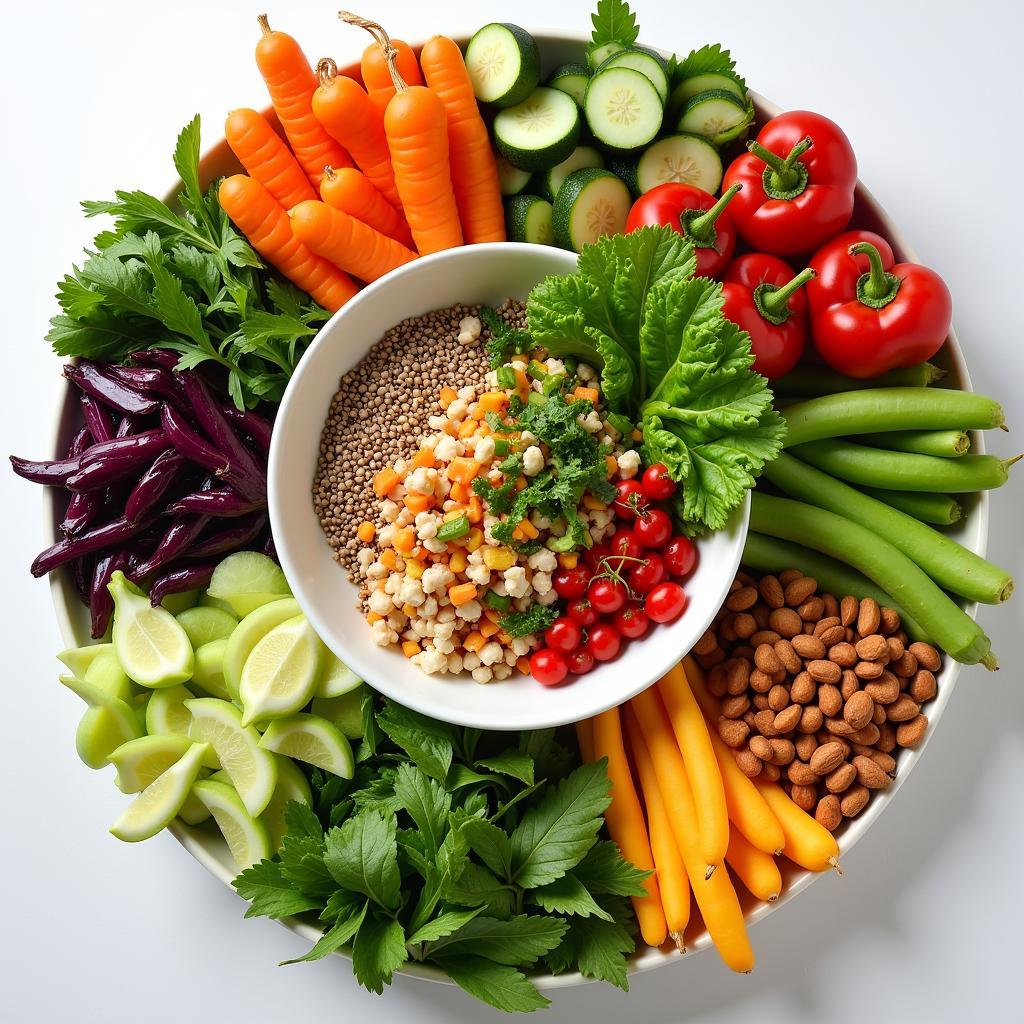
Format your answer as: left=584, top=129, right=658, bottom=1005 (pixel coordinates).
left=529, top=463, right=697, bottom=687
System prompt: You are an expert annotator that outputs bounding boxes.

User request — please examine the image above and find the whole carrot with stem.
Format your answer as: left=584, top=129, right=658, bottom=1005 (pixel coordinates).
left=289, top=200, right=417, bottom=283
left=219, top=175, right=357, bottom=312
left=224, top=108, right=316, bottom=209
left=340, top=12, right=463, bottom=255
left=725, top=829, right=782, bottom=903
left=312, top=58, right=403, bottom=212
left=361, top=36, right=423, bottom=115
left=419, top=35, right=505, bottom=243
left=254, top=13, right=351, bottom=189
left=320, top=166, right=414, bottom=247
left=574, top=718, right=595, bottom=765
left=592, top=707, right=667, bottom=948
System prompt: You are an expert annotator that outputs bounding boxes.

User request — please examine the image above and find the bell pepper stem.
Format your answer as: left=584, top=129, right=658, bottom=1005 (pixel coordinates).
left=850, top=241, right=902, bottom=308
left=683, top=183, right=743, bottom=244
left=748, top=136, right=813, bottom=193
left=755, top=267, right=816, bottom=323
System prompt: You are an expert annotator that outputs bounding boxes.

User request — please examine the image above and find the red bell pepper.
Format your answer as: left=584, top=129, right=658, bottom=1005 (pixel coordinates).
left=721, top=254, right=815, bottom=379
left=806, top=229, right=953, bottom=378
left=723, top=110, right=857, bottom=256
left=624, top=181, right=742, bottom=278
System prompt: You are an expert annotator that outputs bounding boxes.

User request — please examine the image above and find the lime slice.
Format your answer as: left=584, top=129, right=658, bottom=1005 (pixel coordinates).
left=145, top=684, right=193, bottom=739
left=311, top=685, right=366, bottom=740
left=109, top=734, right=193, bottom=793
left=61, top=674, right=143, bottom=770
left=57, top=643, right=112, bottom=679
left=207, top=551, right=291, bottom=617
left=222, top=598, right=301, bottom=700
left=176, top=606, right=238, bottom=649
left=239, top=615, right=323, bottom=726
left=193, top=779, right=272, bottom=870
left=199, top=592, right=237, bottom=614
left=159, top=589, right=200, bottom=615
left=185, top=698, right=278, bottom=816
left=191, top=639, right=231, bottom=700
left=259, top=755, right=313, bottom=850
left=84, top=646, right=132, bottom=700
left=109, top=571, right=194, bottom=688
left=314, top=650, right=363, bottom=699
left=258, top=713, right=354, bottom=778
left=110, top=742, right=210, bottom=842
left=178, top=775, right=214, bottom=826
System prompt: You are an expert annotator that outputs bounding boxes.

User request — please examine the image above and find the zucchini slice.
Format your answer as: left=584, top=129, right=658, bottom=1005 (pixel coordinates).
left=667, top=71, right=747, bottom=120
left=597, top=47, right=669, bottom=103
left=552, top=168, right=632, bottom=252
left=636, top=133, right=723, bottom=193
left=496, top=154, right=533, bottom=196
left=505, top=194, right=554, bottom=245
left=584, top=66, right=664, bottom=151
left=676, top=89, right=754, bottom=146
left=605, top=154, right=640, bottom=197
left=538, top=145, right=605, bottom=202
left=493, top=87, right=581, bottom=171
left=547, top=62, right=591, bottom=108
left=465, top=23, right=540, bottom=107
left=587, top=41, right=626, bottom=70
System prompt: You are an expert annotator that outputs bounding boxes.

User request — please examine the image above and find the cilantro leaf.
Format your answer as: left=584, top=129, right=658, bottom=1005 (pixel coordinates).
left=392, top=763, right=451, bottom=853
left=529, top=872, right=613, bottom=921
left=279, top=900, right=368, bottom=966
left=480, top=305, right=532, bottom=369
left=499, top=603, right=558, bottom=639
left=433, top=956, right=550, bottom=1013
left=376, top=701, right=455, bottom=783
left=323, top=810, right=401, bottom=910
left=672, top=43, right=744, bottom=91
left=232, top=859, right=324, bottom=920
left=590, top=0, right=639, bottom=48
left=424, top=914, right=568, bottom=966
left=351, top=913, right=408, bottom=994
left=545, top=914, right=635, bottom=990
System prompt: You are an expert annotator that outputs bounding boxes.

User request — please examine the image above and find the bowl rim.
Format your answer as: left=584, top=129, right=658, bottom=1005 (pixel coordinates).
left=41, top=26, right=987, bottom=990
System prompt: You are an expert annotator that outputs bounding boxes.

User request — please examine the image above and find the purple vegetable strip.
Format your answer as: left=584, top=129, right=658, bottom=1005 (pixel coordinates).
left=31, top=515, right=151, bottom=577
left=10, top=453, right=82, bottom=485
left=64, top=361, right=159, bottom=416
left=67, top=431, right=172, bottom=492
left=124, top=449, right=188, bottom=525
left=71, top=556, right=92, bottom=605
left=130, top=349, right=181, bottom=371
left=132, top=514, right=211, bottom=579
left=90, top=551, right=130, bottom=638
left=186, top=512, right=268, bottom=560
left=262, top=532, right=278, bottom=562
left=61, top=429, right=102, bottom=536
left=165, top=486, right=266, bottom=518
left=148, top=564, right=216, bottom=607
left=160, top=404, right=266, bottom=502
left=220, top=404, right=274, bottom=452
left=80, top=393, right=115, bottom=443
left=106, top=365, right=167, bottom=389
left=115, top=415, right=140, bottom=439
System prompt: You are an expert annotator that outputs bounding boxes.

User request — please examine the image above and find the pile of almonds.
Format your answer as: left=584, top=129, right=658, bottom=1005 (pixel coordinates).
left=694, top=569, right=941, bottom=832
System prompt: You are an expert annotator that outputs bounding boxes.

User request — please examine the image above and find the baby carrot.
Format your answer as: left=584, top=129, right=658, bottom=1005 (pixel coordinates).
left=360, top=36, right=423, bottom=116
left=218, top=175, right=357, bottom=312
left=320, top=167, right=414, bottom=248
left=629, top=689, right=755, bottom=974
left=254, top=15, right=351, bottom=189
left=725, top=829, right=782, bottom=904
left=592, top=708, right=667, bottom=948
left=623, top=708, right=691, bottom=948
left=224, top=108, right=316, bottom=209
left=340, top=14, right=463, bottom=255
left=419, top=35, right=505, bottom=243
left=575, top=718, right=595, bottom=765
left=312, top=59, right=403, bottom=212
left=657, top=664, right=729, bottom=871
left=289, top=200, right=417, bottom=283
left=754, top=778, right=841, bottom=874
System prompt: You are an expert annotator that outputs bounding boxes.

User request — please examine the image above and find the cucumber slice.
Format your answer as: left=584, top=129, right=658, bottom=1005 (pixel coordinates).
left=637, top=133, right=723, bottom=194
left=667, top=71, right=747, bottom=120
left=505, top=194, right=554, bottom=245
left=496, top=154, right=533, bottom=196
left=493, top=87, right=581, bottom=172
left=677, top=89, right=754, bottom=146
left=538, top=145, right=605, bottom=202
left=605, top=154, right=640, bottom=197
left=587, top=41, right=626, bottom=71
left=552, top=168, right=632, bottom=252
left=547, top=62, right=591, bottom=108
left=598, top=47, right=669, bottom=104
left=584, top=66, right=664, bottom=151
left=465, top=23, right=540, bottom=108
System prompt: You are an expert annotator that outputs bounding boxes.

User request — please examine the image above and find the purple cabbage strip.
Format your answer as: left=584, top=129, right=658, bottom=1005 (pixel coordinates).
left=131, top=514, right=211, bottom=580
left=61, top=427, right=101, bottom=536
left=66, top=431, right=172, bottom=492
left=10, top=453, right=82, bottom=485
left=165, top=486, right=266, bottom=519
left=90, top=551, right=130, bottom=638
left=130, top=349, right=181, bottom=371
left=64, top=361, right=158, bottom=417
left=80, top=393, right=115, bottom=443
left=186, top=512, right=268, bottom=560
left=220, top=404, right=274, bottom=453
left=124, top=449, right=188, bottom=526
left=148, top=564, right=216, bottom=607
left=31, top=515, right=152, bottom=578
left=115, top=415, right=140, bottom=439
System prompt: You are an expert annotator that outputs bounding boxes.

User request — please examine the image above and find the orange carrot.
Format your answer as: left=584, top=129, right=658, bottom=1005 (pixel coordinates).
left=360, top=36, right=423, bottom=115
left=418, top=36, right=505, bottom=244
left=320, top=167, right=414, bottom=248
left=575, top=719, right=595, bottom=765
left=218, top=175, right=357, bottom=312
left=312, top=59, right=404, bottom=212
left=341, top=14, right=463, bottom=255
left=254, top=14, right=352, bottom=189
left=289, top=200, right=417, bottom=283
left=224, top=108, right=316, bottom=209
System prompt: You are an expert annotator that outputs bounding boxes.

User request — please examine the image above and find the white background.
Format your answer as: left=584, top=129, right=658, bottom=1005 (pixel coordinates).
left=3, top=1, right=1023, bottom=1021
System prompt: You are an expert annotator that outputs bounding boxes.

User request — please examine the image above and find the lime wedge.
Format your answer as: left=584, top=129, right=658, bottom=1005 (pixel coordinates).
left=159, top=589, right=200, bottom=615
left=207, top=551, right=291, bottom=617
left=193, top=780, right=272, bottom=870
left=259, top=755, right=313, bottom=850
left=185, top=698, right=278, bottom=816
left=85, top=646, right=132, bottom=700
left=61, top=674, right=143, bottom=769
left=258, top=713, right=354, bottom=778
left=145, top=684, right=193, bottom=738
left=239, top=615, right=323, bottom=726
left=222, top=598, right=301, bottom=700
left=109, top=734, right=193, bottom=792
left=109, top=571, right=194, bottom=688
left=192, top=638, right=231, bottom=700
left=110, top=742, right=210, bottom=842
left=178, top=776, right=214, bottom=826
left=314, top=650, right=362, bottom=699
left=57, top=643, right=112, bottom=679
left=176, top=606, right=238, bottom=649
left=199, top=592, right=237, bottom=614
left=311, top=685, right=366, bottom=740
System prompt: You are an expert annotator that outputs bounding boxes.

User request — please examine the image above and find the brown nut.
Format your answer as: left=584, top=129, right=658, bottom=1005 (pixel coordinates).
left=707, top=664, right=728, bottom=698
left=754, top=644, right=783, bottom=674
left=732, top=612, right=757, bottom=639
left=795, top=734, right=819, bottom=762
left=798, top=705, right=824, bottom=734
left=697, top=648, right=725, bottom=669
left=788, top=760, right=819, bottom=786
left=778, top=568, right=803, bottom=586
left=743, top=710, right=758, bottom=730
left=694, top=630, right=718, bottom=656
left=734, top=748, right=763, bottom=777
left=721, top=694, right=751, bottom=719
left=840, top=595, right=859, bottom=627
left=809, top=741, right=846, bottom=775
left=761, top=762, right=781, bottom=782
left=769, top=607, right=803, bottom=639
left=752, top=605, right=771, bottom=629
left=840, top=670, right=860, bottom=701
left=908, top=642, right=941, bottom=672
left=796, top=596, right=824, bottom=622
left=852, top=755, right=891, bottom=789
left=790, top=671, right=817, bottom=704
left=718, top=718, right=750, bottom=749
left=872, top=703, right=887, bottom=726
left=854, top=659, right=884, bottom=680
left=868, top=750, right=897, bottom=774
left=774, top=704, right=802, bottom=734
left=725, top=585, right=759, bottom=612
left=758, top=574, right=785, bottom=608
left=843, top=691, right=875, bottom=731
left=829, top=642, right=858, bottom=667
left=784, top=576, right=818, bottom=607
left=847, top=723, right=880, bottom=746
left=749, top=668, right=775, bottom=693
left=863, top=672, right=901, bottom=705
left=816, top=794, right=843, bottom=831
left=768, top=684, right=790, bottom=712
left=791, top=634, right=826, bottom=660
left=790, top=784, right=818, bottom=812
left=774, top=638, right=803, bottom=674
left=818, top=683, right=843, bottom=717
left=825, top=717, right=857, bottom=737
left=808, top=660, right=842, bottom=685
left=719, top=616, right=740, bottom=643
left=886, top=636, right=905, bottom=661
left=857, top=597, right=881, bottom=636
left=749, top=735, right=774, bottom=761
left=825, top=761, right=858, bottom=794
left=877, top=723, right=898, bottom=753
left=855, top=634, right=889, bottom=661
left=896, top=714, right=928, bottom=748
left=769, top=738, right=796, bottom=765
left=822, top=594, right=840, bottom=619
left=750, top=630, right=782, bottom=648
left=909, top=669, right=938, bottom=703
left=817, top=625, right=847, bottom=649
left=890, top=651, right=918, bottom=678
left=880, top=607, right=902, bottom=634
left=752, top=694, right=770, bottom=711
left=887, top=695, right=921, bottom=723
left=840, top=784, right=870, bottom=817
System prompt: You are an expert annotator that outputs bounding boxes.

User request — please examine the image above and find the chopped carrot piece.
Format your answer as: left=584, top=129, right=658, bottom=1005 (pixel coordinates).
left=632, top=428, right=644, bottom=441
left=439, top=386, right=458, bottom=408
left=516, top=656, right=531, bottom=674
left=356, top=521, right=376, bottom=543
left=366, top=611, right=383, bottom=624
left=463, top=630, right=486, bottom=652
left=393, top=528, right=416, bottom=553
left=514, top=369, right=529, bottom=391
left=479, top=618, right=499, bottom=639
left=573, top=386, right=600, bottom=404
left=515, top=475, right=528, bottom=491
left=402, top=640, right=420, bottom=658
left=583, top=495, right=607, bottom=511
left=448, top=457, right=480, bottom=484
left=512, top=523, right=526, bottom=542
left=402, top=602, right=417, bottom=617
left=459, top=418, right=479, bottom=436
left=411, top=447, right=436, bottom=469
left=450, top=481, right=472, bottom=503
left=449, top=582, right=478, bottom=606
left=449, top=549, right=468, bottom=574
left=483, top=607, right=501, bottom=624
left=467, top=496, right=484, bottom=524
left=443, top=420, right=459, bottom=436
left=372, top=467, right=401, bottom=498
left=380, top=548, right=397, bottom=569
left=497, top=631, right=512, bottom=644
left=478, top=391, right=508, bottom=413
left=557, top=552, right=579, bottom=570
left=605, top=454, right=619, bottom=477
left=404, top=493, right=433, bottom=514
left=517, top=518, right=539, bottom=540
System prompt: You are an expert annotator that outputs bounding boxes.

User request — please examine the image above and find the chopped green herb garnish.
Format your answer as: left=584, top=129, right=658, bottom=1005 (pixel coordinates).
left=436, top=514, right=470, bottom=542
left=496, top=365, right=517, bottom=390
left=500, top=603, right=559, bottom=638
left=480, top=306, right=533, bottom=370
left=483, top=589, right=512, bottom=612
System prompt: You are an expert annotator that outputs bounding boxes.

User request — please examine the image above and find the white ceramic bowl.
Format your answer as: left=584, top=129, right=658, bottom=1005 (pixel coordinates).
left=268, top=241, right=749, bottom=731
left=41, top=28, right=988, bottom=987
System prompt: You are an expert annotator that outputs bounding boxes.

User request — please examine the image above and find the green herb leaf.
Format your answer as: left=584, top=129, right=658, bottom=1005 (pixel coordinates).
left=456, top=813, right=514, bottom=879
left=545, top=914, right=634, bottom=990
left=476, top=750, right=535, bottom=786
left=443, top=863, right=517, bottom=919
left=589, top=0, right=639, bottom=47
left=499, top=603, right=558, bottom=639
left=406, top=906, right=484, bottom=945
left=393, top=763, right=451, bottom=853
left=529, top=872, right=613, bottom=920
left=376, top=701, right=455, bottom=784
left=432, top=956, right=550, bottom=1013
left=232, top=859, right=324, bottom=920
left=424, top=915, right=568, bottom=966
left=672, top=42, right=743, bottom=90
left=351, top=912, right=408, bottom=994
left=279, top=900, right=368, bottom=966
left=323, top=810, right=401, bottom=910
left=573, top=840, right=651, bottom=896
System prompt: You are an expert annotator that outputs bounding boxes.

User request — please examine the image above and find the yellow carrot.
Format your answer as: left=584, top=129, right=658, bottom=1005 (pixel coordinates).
left=754, top=778, right=842, bottom=873
left=725, top=828, right=783, bottom=903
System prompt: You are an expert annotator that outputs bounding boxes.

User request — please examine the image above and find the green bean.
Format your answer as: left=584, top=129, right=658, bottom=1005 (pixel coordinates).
left=772, top=363, right=943, bottom=397
left=742, top=532, right=928, bottom=641
left=749, top=493, right=996, bottom=667
left=764, top=453, right=1013, bottom=604
left=793, top=439, right=1019, bottom=493
left=856, top=429, right=970, bottom=458
left=861, top=487, right=963, bottom=526
left=782, top=388, right=1005, bottom=447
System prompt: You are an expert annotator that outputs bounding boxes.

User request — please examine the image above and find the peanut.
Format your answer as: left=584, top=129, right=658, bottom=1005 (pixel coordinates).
left=808, top=660, right=842, bottom=685
left=809, top=741, right=846, bottom=775
left=750, top=629, right=782, bottom=647
left=725, top=586, right=759, bottom=612
left=880, top=607, right=902, bottom=634
left=791, top=634, right=826, bottom=660
left=790, top=671, right=817, bottom=704
left=791, top=784, right=818, bottom=812
left=784, top=576, right=817, bottom=607
left=817, top=624, right=847, bottom=648
left=768, top=684, right=790, bottom=712
left=788, top=760, right=819, bottom=786
left=773, top=704, right=802, bottom=734
left=890, top=651, right=918, bottom=677
left=840, top=595, right=859, bottom=626
left=863, top=673, right=900, bottom=705
left=818, top=683, right=843, bottom=717
left=843, top=690, right=875, bottom=730
left=825, top=717, right=857, bottom=737
left=733, top=612, right=757, bottom=639
left=855, top=634, right=889, bottom=661
left=825, top=761, right=857, bottom=794
left=721, top=694, right=751, bottom=719
left=909, top=669, right=937, bottom=703
left=829, top=642, right=858, bottom=668
left=749, top=735, right=774, bottom=761
left=798, top=705, right=824, bottom=734
left=693, top=630, right=717, bottom=656
left=896, top=715, right=928, bottom=747
left=734, top=748, right=763, bottom=777
left=778, top=569, right=803, bottom=586
left=908, top=642, right=941, bottom=672
left=774, top=638, right=802, bottom=674
left=840, top=670, right=860, bottom=701
left=795, top=734, right=819, bottom=762
left=816, top=794, right=842, bottom=831
left=769, top=607, right=803, bottom=638
left=796, top=596, right=824, bottom=622
left=854, top=659, right=884, bottom=680
left=840, top=785, right=870, bottom=817
left=857, top=597, right=881, bottom=636
left=886, top=695, right=921, bottom=723
left=749, top=668, right=775, bottom=693
left=718, top=718, right=750, bottom=749
left=758, top=574, right=785, bottom=608
left=769, top=738, right=796, bottom=765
